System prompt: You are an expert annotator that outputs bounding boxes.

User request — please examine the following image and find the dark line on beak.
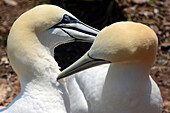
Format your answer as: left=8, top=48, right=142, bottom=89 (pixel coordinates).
left=87, top=53, right=111, bottom=63
left=49, top=20, right=98, bottom=37
left=60, top=28, right=85, bottom=42
left=60, top=28, right=74, bottom=39
left=57, top=25, right=97, bottom=36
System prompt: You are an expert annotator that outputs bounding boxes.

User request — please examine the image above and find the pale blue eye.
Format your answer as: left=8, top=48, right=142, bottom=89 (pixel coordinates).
left=63, top=15, right=71, bottom=23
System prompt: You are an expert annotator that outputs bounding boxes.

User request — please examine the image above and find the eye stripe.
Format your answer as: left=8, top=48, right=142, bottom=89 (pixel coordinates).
left=62, top=14, right=78, bottom=23
left=58, top=26, right=97, bottom=36
left=49, top=14, right=78, bottom=29
left=49, top=14, right=98, bottom=36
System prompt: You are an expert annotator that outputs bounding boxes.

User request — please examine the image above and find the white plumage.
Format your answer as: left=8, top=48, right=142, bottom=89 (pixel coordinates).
left=58, top=21, right=163, bottom=113
left=66, top=64, right=109, bottom=113
left=0, top=5, right=98, bottom=113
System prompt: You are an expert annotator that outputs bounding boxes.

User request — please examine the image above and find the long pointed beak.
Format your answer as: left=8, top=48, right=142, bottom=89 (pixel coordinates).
left=57, top=52, right=110, bottom=80
left=51, top=21, right=99, bottom=43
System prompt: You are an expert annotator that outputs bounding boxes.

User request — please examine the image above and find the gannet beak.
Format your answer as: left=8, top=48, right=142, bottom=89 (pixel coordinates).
left=57, top=52, right=110, bottom=80
left=50, top=14, right=99, bottom=43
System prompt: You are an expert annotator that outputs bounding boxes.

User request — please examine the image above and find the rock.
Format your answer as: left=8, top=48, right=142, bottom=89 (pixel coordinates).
left=3, top=0, right=18, bottom=6
left=165, top=32, right=169, bottom=38
left=154, top=9, right=159, bottom=14
left=144, top=11, right=153, bottom=17
left=0, top=36, right=3, bottom=40
left=132, top=0, right=150, bottom=4
left=2, top=21, right=8, bottom=27
left=1, top=57, right=9, bottom=65
left=163, top=100, right=170, bottom=113
left=155, top=1, right=164, bottom=6
left=0, top=84, right=11, bottom=103
left=161, top=43, right=170, bottom=51
left=0, top=26, right=7, bottom=33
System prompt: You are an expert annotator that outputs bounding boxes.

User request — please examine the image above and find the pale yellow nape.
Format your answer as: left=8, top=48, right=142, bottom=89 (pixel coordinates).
left=89, top=21, right=158, bottom=67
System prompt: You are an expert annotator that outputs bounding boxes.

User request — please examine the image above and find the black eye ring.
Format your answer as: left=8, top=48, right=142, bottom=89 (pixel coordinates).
left=49, top=14, right=79, bottom=29
left=62, top=14, right=78, bottom=23
left=63, top=15, right=71, bottom=23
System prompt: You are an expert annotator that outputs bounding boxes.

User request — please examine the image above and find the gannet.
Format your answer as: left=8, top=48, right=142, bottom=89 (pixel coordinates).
left=0, top=4, right=99, bottom=113
left=58, top=22, right=163, bottom=113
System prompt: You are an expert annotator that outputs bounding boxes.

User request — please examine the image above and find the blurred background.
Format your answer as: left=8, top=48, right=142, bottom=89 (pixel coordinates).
left=0, top=0, right=169, bottom=112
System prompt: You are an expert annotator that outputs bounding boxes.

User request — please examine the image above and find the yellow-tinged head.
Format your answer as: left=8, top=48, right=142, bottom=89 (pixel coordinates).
left=57, top=21, right=158, bottom=79
left=89, top=21, right=158, bottom=66
left=11, top=5, right=75, bottom=33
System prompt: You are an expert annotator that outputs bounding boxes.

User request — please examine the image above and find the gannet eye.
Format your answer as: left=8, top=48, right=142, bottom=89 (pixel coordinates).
left=49, top=14, right=78, bottom=29
left=63, top=15, right=71, bottom=23
left=62, top=14, right=78, bottom=23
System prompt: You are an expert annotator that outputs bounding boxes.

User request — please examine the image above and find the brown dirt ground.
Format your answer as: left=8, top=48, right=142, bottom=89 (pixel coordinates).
left=0, top=0, right=169, bottom=112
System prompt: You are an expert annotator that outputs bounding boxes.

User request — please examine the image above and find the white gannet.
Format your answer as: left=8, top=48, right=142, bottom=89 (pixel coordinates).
left=58, top=22, right=163, bottom=113
left=65, top=63, right=109, bottom=113
left=0, top=4, right=99, bottom=113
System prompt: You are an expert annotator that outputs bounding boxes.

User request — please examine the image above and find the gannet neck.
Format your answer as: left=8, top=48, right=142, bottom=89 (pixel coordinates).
left=109, top=62, right=150, bottom=77
left=96, top=62, right=162, bottom=113
left=6, top=31, right=68, bottom=112
left=8, top=27, right=60, bottom=81
left=106, top=63, right=150, bottom=88
left=7, top=32, right=61, bottom=96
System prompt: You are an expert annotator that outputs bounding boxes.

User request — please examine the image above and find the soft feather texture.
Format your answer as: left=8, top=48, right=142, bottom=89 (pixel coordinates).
left=63, top=21, right=163, bottom=113
left=66, top=64, right=109, bottom=113
left=0, top=5, right=78, bottom=113
left=2, top=4, right=99, bottom=113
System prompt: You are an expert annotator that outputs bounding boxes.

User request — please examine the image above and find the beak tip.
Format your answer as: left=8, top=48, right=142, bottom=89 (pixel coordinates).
left=56, top=77, right=59, bottom=81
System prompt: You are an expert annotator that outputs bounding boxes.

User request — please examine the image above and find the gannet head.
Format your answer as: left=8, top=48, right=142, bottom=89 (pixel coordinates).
left=57, top=21, right=158, bottom=79
left=7, top=5, right=99, bottom=79
left=8, top=5, right=98, bottom=50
